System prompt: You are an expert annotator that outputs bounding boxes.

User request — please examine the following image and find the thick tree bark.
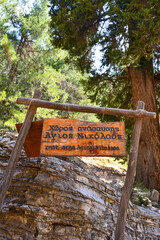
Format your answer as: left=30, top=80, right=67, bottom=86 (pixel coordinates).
left=129, top=64, right=160, bottom=190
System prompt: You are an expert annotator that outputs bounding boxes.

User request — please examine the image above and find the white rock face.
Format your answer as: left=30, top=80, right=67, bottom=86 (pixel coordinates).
left=0, top=134, right=160, bottom=239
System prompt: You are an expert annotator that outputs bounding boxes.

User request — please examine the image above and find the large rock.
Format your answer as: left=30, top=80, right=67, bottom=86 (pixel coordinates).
left=151, top=189, right=159, bottom=203
left=0, top=134, right=160, bottom=239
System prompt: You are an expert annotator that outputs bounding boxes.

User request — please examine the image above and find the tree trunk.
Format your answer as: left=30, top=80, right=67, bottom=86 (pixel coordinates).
left=129, top=64, right=160, bottom=190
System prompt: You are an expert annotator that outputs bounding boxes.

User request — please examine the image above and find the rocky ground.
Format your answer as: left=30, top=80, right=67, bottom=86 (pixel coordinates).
left=81, top=157, right=160, bottom=213
left=0, top=133, right=160, bottom=239
left=1, top=132, right=160, bottom=213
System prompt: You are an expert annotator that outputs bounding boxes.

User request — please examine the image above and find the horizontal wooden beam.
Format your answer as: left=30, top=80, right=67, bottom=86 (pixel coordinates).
left=16, top=97, right=156, bottom=119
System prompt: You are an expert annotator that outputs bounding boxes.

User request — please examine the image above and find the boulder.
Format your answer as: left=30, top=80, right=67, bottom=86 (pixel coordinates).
left=151, top=189, right=159, bottom=203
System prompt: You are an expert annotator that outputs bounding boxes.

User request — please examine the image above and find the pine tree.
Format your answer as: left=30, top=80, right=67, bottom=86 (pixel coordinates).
left=0, top=0, right=96, bottom=131
left=49, top=0, right=160, bottom=190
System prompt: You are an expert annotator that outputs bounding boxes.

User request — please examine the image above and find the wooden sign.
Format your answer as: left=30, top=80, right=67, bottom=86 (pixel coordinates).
left=16, top=121, right=43, bottom=157
left=40, top=118, right=126, bottom=157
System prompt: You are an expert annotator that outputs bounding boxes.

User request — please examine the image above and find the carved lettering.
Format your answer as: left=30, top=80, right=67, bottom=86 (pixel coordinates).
left=41, top=119, right=125, bottom=157
left=44, top=132, right=51, bottom=139
left=77, top=133, right=83, bottom=139
left=76, top=145, right=120, bottom=151
left=45, top=145, right=59, bottom=150
left=61, top=146, right=75, bottom=151
left=117, top=135, right=122, bottom=140
left=51, top=133, right=56, bottom=140
left=44, top=130, right=123, bottom=141
left=69, top=134, right=73, bottom=139
left=89, top=134, right=94, bottom=139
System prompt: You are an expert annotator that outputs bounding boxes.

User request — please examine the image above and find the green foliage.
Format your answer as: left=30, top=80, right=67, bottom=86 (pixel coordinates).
left=49, top=0, right=106, bottom=71
left=131, top=182, right=151, bottom=206
left=49, top=0, right=160, bottom=156
left=0, top=0, right=97, bottom=133
left=81, top=70, right=133, bottom=156
left=49, top=0, right=160, bottom=72
left=133, top=182, right=150, bottom=193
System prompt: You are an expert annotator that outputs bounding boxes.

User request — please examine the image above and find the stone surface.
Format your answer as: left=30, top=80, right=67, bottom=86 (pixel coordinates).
left=0, top=134, right=160, bottom=239
left=151, top=189, right=159, bottom=202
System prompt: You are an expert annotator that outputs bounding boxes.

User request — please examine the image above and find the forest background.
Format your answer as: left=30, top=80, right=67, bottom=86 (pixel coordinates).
left=0, top=0, right=160, bottom=191
left=0, top=0, right=98, bottom=132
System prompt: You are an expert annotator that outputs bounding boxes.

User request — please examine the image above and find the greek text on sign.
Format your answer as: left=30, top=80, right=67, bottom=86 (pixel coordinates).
left=40, top=118, right=126, bottom=157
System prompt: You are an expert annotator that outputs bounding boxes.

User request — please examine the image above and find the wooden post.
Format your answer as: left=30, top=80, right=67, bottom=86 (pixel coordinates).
left=0, top=89, right=41, bottom=211
left=115, top=101, right=145, bottom=240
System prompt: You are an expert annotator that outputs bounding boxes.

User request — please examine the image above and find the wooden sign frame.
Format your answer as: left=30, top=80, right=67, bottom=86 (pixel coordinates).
left=0, top=89, right=157, bottom=240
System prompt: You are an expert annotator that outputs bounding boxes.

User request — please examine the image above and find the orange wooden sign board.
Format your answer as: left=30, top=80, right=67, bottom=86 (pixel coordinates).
left=16, top=121, right=43, bottom=158
left=40, top=118, right=126, bottom=157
